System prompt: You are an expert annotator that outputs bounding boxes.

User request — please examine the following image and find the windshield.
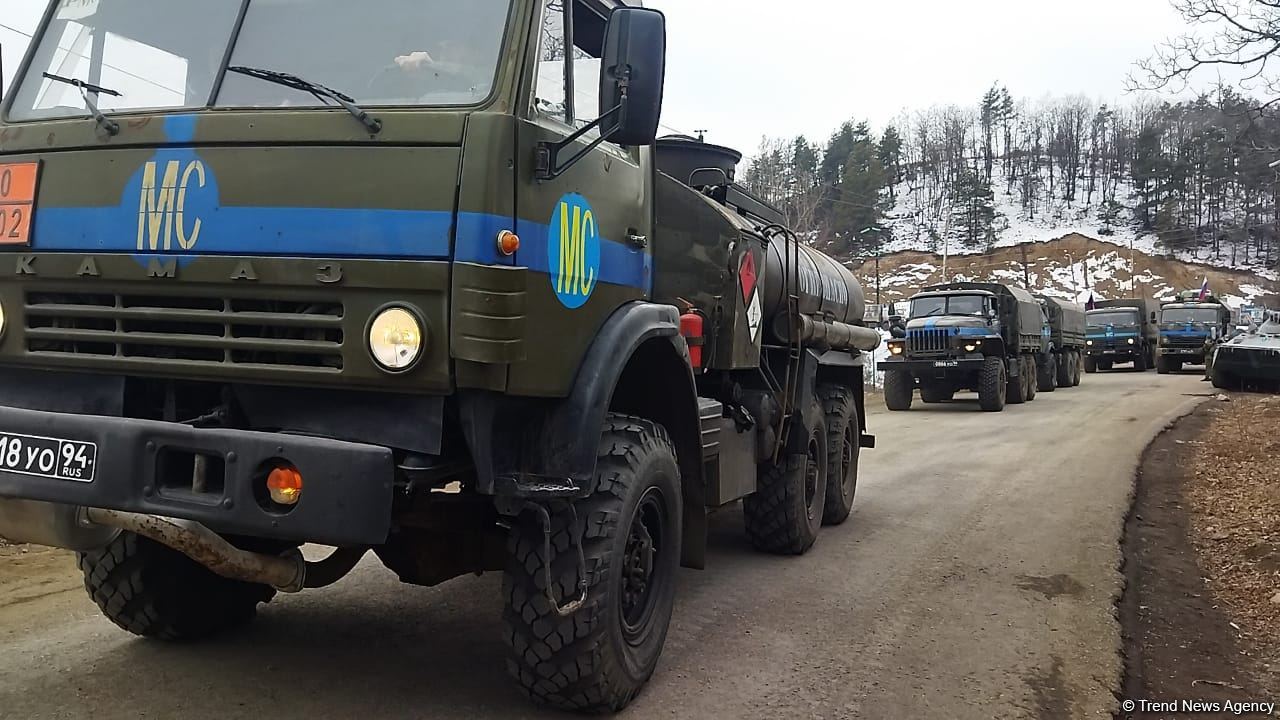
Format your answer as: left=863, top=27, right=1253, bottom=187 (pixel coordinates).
left=1087, top=310, right=1138, bottom=327
left=909, top=295, right=988, bottom=318
left=1161, top=308, right=1220, bottom=324
left=8, top=0, right=511, bottom=121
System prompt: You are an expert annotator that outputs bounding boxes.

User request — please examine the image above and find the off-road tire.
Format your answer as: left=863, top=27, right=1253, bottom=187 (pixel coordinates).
left=919, top=384, right=953, bottom=403
left=78, top=532, right=275, bottom=642
left=1156, top=355, right=1171, bottom=374
left=1100, top=359, right=1114, bottom=371
left=1134, top=350, right=1148, bottom=372
left=1024, top=357, right=1038, bottom=401
left=978, top=356, right=1007, bottom=412
left=1038, top=355, right=1058, bottom=393
left=883, top=371, right=913, bottom=411
left=503, top=414, right=681, bottom=713
left=818, top=384, right=859, bottom=526
left=1007, top=356, right=1027, bottom=405
left=1072, top=351, right=1083, bottom=386
left=1055, top=352, right=1072, bottom=388
left=744, top=399, right=828, bottom=555
left=1084, top=355, right=1097, bottom=374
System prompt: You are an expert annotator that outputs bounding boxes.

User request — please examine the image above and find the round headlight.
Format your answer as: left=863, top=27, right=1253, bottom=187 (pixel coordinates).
left=1127, top=338, right=1135, bottom=345
left=1086, top=340, right=1094, bottom=346
left=368, top=307, right=424, bottom=371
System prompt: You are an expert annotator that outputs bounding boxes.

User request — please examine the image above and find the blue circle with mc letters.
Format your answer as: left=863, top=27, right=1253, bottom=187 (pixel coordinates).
left=547, top=193, right=601, bottom=309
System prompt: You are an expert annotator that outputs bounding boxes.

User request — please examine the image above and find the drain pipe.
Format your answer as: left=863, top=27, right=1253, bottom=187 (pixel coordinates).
left=84, top=509, right=366, bottom=593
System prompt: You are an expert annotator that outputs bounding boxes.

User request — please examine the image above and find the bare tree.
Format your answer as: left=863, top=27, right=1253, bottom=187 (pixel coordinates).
left=1135, top=0, right=1280, bottom=112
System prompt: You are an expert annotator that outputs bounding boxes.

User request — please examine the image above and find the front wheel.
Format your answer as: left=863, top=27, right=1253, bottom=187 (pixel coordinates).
left=1038, top=355, right=1058, bottom=393
left=1156, top=355, right=1171, bottom=374
left=978, top=356, right=1007, bottom=412
left=1083, top=355, right=1097, bottom=374
left=78, top=532, right=275, bottom=642
left=503, top=415, right=682, bottom=713
left=883, top=371, right=913, bottom=411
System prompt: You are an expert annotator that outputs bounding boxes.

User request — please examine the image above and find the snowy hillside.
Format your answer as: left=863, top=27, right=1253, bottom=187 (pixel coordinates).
left=880, top=159, right=1277, bottom=281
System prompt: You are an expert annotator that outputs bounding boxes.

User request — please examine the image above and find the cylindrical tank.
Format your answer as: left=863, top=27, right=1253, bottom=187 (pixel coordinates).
left=762, top=238, right=867, bottom=333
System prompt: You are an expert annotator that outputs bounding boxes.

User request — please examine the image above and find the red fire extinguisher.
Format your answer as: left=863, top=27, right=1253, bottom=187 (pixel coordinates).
left=679, top=311, right=705, bottom=369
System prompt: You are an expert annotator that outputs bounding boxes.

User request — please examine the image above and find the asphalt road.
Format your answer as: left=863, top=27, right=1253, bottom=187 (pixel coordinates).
left=0, top=371, right=1208, bottom=719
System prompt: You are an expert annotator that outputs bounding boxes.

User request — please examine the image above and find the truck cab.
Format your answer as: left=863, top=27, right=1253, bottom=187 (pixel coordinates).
left=1084, top=299, right=1156, bottom=372
left=1157, top=293, right=1232, bottom=373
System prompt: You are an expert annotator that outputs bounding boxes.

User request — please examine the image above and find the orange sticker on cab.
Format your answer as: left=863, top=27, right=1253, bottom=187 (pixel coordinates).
left=0, top=162, right=40, bottom=246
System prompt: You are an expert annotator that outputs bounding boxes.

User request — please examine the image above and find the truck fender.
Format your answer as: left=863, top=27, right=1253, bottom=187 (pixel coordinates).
left=461, top=302, right=708, bottom=568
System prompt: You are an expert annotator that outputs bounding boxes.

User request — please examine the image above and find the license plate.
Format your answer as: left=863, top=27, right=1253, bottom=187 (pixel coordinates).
left=0, top=162, right=40, bottom=246
left=0, top=432, right=97, bottom=482
left=933, top=360, right=959, bottom=368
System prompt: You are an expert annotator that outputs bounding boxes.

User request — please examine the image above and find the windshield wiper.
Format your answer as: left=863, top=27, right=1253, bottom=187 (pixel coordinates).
left=42, top=72, right=120, bottom=136
left=226, top=66, right=382, bottom=134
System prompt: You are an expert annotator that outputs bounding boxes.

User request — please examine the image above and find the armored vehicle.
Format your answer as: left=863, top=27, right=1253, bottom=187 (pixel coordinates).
left=1036, top=295, right=1086, bottom=391
left=1156, top=291, right=1233, bottom=373
left=1212, top=312, right=1280, bottom=391
left=0, top=1, right=879, bottom=712
left=1084, top=299, right=1157, bottom=372
left=881, top=282, right=1048, bottom=412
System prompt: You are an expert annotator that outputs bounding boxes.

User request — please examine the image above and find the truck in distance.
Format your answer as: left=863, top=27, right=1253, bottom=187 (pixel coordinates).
left=0, top=0, right=881, bottom=712
left=1156, top=290, right=1233, bottom=374
left=881, top=282, right=1048, bottom=412
left=1036, top=296, right=1087, bottom=391
left=1084, top=299, right=1157, bottom=372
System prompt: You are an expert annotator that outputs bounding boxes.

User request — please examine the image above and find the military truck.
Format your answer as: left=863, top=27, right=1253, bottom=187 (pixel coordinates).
left=1156, top=291, right=1233, bottom=374
left=1084, top=299, right=1157, bottom=372
left=0, top=1, right=881, bottom=712
left=1036, top=296, right=1086, bottom=390
left=881, top=282, right=1048, bottom=412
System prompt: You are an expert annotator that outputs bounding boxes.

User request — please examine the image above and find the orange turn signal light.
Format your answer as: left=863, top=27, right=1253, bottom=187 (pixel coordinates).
left=266, top=465, right=303, bottom=506
left=497, top=230, right=520, bottom=256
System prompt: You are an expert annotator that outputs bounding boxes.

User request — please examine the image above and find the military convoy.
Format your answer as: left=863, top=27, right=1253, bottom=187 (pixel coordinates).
left=1085, top=299, right=1159, bottom=372
left=881, top=282, right=1084, bottom=412
left=0, top=1, right=885, bottom=712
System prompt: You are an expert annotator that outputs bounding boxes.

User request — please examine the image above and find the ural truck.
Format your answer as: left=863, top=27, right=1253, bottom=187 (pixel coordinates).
left=1036, top=295, right=1086, bottom=390
left=0, top=1, right=880, bottom=712
left=1084, top=299, right=1157, bottom=372
left=882, top=282, right=1048, bottom=412
left=1156, top=291, right=1233, bottom=374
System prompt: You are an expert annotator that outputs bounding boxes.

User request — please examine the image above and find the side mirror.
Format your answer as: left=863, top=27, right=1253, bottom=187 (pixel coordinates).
left=599, top=7, right=666, bottom=146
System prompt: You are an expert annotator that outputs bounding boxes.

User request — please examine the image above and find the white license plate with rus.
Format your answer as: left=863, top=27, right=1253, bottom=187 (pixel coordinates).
left=0, top=432, right=97, bottom=482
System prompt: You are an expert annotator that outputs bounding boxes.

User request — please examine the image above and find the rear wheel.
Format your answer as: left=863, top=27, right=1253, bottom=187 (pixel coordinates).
left=1006, top=357, right=1028, bottom=405
left=978, top=357, right=1007, bottom=412
left=503, top=414, right=681, bottom=713
left=1024, top=357, right=1038, bottom=401
left=744, top=399, right=828, bottom=555
left=78, top=532, right=275, bottom=642
left=883, top=371, right=913, bottom=411
left=1038, top=354, right=1058, bottom=393
left=1055, top=352, right=1072, bottom=388
left=818, top=384, right=859, bottom=526
left=1072, top=351, right=1083, bottom=386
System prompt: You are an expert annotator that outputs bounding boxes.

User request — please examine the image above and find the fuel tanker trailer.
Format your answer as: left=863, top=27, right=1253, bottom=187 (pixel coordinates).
left=0, top=2, right=877, bottom=712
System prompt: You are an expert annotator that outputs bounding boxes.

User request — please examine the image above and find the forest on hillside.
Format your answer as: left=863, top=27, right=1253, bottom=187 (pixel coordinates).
left=740, top=86, right=1280, bottom=271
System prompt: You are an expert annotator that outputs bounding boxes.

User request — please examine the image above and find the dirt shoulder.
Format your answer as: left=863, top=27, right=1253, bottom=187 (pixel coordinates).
left=1122, top=394, right=1280, bottom=716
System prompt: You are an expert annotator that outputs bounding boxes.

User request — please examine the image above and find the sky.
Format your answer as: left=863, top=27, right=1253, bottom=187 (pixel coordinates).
left=2, top=0, right=1206, bottom=153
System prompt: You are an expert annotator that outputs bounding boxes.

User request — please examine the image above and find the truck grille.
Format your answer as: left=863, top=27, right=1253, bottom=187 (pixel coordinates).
left=23, top=291, right=344, bottom=371
left=907, top=329, right=949, bottom=356
left=1163, top=336, right=1204, bottom=349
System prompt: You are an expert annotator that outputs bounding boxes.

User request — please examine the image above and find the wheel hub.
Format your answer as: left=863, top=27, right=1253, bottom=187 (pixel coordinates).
left=620, top=491, right=665, bottom=640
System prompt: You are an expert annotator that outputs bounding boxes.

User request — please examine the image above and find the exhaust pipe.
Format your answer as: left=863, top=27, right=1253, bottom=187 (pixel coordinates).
left=84, top=509, right=365, bottom=593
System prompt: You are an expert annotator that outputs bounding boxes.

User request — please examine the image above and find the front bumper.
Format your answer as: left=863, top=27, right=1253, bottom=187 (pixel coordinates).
left=0, top=406, right=394, bottom=546
left=1085, top=347, right=1138, bottom=359
left=1159, top=346, right=1206, bottom=360
left=881, top=356, right=987, bottom=374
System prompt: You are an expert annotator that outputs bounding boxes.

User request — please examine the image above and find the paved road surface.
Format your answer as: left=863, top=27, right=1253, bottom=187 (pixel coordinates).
left=0, top=372, right=1207, bottom=719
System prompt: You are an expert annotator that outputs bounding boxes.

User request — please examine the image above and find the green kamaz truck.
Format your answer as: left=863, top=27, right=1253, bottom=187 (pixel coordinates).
left=881, top=281, right=1049, bottom=412
left=1084, top=299, right=1157, bottom=372
left=0, top=0, right=880, bottom=712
